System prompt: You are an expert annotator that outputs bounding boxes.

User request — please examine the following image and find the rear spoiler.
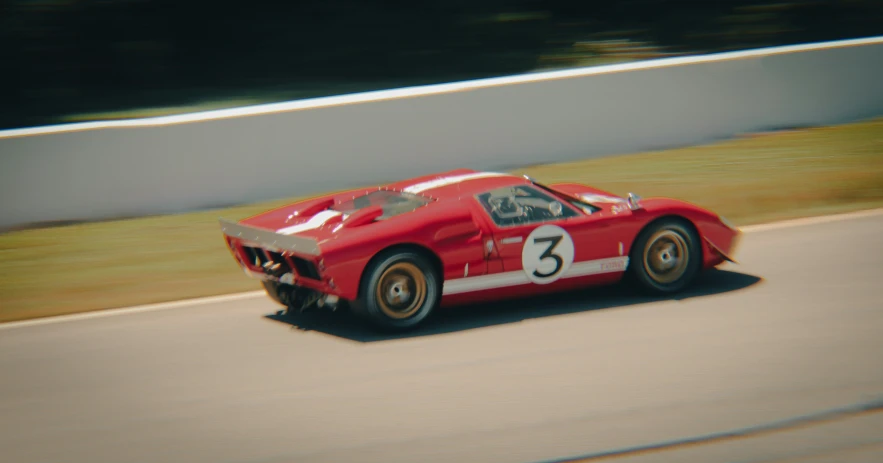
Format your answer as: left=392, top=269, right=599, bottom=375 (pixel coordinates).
left=219, top=218, right=321, bottom=256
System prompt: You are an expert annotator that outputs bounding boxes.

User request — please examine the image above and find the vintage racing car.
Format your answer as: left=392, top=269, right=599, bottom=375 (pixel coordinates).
left=219, top=169, right=740, bottom=331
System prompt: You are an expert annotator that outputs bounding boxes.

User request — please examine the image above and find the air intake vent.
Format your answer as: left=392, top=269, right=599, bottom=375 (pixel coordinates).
left=291, top=257, right=321, bottom=280
left=242, top=246, right=269, bottom=266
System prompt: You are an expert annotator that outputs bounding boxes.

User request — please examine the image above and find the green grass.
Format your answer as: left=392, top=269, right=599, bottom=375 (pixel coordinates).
left=2, top=118, right=882, bottom=323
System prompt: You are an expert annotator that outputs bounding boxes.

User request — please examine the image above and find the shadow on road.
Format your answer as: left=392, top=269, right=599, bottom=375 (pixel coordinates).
left=264, top=268, right=762, bottom=343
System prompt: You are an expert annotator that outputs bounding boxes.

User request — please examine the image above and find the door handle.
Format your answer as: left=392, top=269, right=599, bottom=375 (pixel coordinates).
left=501, top=236, right=524, bottom=245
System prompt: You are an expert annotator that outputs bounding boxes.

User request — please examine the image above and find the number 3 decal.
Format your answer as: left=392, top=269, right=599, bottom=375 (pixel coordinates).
left=521, top=225, right=575, bottom=284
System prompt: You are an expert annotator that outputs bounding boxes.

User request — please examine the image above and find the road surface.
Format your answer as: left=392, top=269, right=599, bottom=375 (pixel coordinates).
left=1, top=212, right=882, bottom=463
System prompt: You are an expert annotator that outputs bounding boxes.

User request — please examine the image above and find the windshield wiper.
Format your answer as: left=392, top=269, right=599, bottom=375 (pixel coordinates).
left=522, top=174, right=600, bottom=213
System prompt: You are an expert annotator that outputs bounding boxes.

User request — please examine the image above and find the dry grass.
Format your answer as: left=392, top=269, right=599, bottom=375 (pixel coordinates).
left=512, top=120, right=883, bottom=225
left=1, top=117, right=882, bottom=323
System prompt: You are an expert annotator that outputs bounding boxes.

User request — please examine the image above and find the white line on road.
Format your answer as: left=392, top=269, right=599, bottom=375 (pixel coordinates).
left=0, top=291, right=265, bottom=331
left=1, top=207, right=881, bottom=330
left=739, top=207, right=883, bottom=232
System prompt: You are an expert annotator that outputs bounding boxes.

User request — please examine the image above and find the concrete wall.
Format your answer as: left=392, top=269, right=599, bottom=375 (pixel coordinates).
left=2, top=37, right=883, bottom=229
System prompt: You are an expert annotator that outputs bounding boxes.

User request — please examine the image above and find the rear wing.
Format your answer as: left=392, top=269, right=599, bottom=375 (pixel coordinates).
left=218, top=218, right=321, bottom=256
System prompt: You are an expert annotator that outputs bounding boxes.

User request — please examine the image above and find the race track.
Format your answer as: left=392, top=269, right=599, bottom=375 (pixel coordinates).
left=1, top=211, right=882, bottom=463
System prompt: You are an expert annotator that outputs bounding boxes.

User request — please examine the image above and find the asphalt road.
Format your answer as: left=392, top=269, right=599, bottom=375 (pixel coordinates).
left=1, top=213, right=882, bottom=463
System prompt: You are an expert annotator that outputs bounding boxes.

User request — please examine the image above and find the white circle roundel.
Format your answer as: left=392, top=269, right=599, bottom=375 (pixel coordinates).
left=521, top=225, right=575, bottom=284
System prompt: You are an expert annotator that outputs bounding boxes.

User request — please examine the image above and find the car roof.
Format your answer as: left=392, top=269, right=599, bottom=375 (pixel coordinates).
left=384, top=169, right=531, bottom=200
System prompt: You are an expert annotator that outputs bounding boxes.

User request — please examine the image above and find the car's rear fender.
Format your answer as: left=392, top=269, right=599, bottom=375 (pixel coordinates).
left=353, top=242, right=445, bottom=301
left=319, top=202, right=485, bottom=301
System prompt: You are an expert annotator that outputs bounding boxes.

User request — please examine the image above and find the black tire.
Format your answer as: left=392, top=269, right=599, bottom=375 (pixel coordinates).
left=351, top=249, right=440, bottom=332
left=628, top=218, right=702, bottom=294
left=261, top=280, right=286, bottom=306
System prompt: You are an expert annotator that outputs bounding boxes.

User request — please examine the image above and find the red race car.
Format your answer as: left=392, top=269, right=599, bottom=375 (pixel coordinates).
left=219, top=169, right=740, bottom=331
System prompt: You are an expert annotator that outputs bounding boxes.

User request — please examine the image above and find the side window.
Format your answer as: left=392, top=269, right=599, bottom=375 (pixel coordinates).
left=476, top=185, right=579, bottom=227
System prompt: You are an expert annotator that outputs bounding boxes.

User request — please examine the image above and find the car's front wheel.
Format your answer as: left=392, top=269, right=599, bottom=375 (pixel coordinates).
left=352, top=249, right=440, bottom=332
left=629, top=218, right=702, bottom=294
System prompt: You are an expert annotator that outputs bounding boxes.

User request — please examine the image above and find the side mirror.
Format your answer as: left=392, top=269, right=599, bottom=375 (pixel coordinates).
left=627, top=192, right=643, bottom=211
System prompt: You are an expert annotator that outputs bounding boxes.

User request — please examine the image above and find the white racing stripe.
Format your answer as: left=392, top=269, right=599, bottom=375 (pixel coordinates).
left=276, top=210, right=342, bottom=235
left=577, top=194, right=626, bottom=204
left=402, top=172, right=512, bottom=194
left=1, top=207, right=881, bottom=330
left=443, top=257, right=629, bottom=295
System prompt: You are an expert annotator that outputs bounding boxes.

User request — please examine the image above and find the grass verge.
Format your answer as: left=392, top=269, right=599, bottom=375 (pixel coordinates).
left=2, top=117, right=882, bottom=323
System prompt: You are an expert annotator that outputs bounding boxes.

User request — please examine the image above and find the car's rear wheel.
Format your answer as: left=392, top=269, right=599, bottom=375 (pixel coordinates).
left=352, top=249, right=440, bottom=332
left=261, top=281, right=286, bottom=306
left=629, top=218, right=701, bottom=294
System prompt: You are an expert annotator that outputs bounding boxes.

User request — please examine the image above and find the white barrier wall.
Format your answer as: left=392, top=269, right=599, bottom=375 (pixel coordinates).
left=2, top=37, right=883, bottom=229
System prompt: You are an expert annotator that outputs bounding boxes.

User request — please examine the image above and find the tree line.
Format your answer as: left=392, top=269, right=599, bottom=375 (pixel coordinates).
left=2, top=0, right=882, bottom=129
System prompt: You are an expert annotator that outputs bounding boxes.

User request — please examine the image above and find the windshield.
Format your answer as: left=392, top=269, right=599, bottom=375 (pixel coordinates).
left=331, top=189, right=433, bottom=219
left=476, top=185, right=581, bottom=227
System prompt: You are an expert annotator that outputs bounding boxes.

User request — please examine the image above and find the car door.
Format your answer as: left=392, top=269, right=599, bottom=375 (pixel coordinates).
left=474, top=184, right=627, bottom=289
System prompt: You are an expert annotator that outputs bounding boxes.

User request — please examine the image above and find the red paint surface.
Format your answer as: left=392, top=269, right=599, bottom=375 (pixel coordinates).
left=222, top=169, right=741, bottom=305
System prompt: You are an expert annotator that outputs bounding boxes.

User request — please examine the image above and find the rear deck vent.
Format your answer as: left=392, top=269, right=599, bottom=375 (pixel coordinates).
left=291, top=257, right=321, bottom=280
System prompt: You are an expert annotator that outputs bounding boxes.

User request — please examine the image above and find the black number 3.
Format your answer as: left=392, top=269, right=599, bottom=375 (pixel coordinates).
left=532, top=235, right=564, bottom=278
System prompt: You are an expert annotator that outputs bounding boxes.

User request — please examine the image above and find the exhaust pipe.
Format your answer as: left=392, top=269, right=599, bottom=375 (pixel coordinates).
left=317, top=294, right=340, bottom=310
left=277, top=285, right=339, bottom=313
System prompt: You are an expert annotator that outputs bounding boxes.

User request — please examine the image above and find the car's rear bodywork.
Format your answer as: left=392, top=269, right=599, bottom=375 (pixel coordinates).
left=219, top=169, right=741, bottom=313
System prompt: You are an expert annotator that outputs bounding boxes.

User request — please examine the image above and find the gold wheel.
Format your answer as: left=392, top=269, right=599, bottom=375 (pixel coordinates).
left=642, top=229, right=690, bottom=285
left=375, top=262, right=427, bottom=320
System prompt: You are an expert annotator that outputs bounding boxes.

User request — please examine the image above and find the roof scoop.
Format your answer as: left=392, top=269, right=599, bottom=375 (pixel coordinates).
left=339, top=205, right=383, bottom=229
left=286, top=198, right=336, bottom=222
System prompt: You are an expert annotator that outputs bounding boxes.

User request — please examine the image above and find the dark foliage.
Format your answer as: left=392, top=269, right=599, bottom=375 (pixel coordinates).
left=2, top=0, right=882, bottom=129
